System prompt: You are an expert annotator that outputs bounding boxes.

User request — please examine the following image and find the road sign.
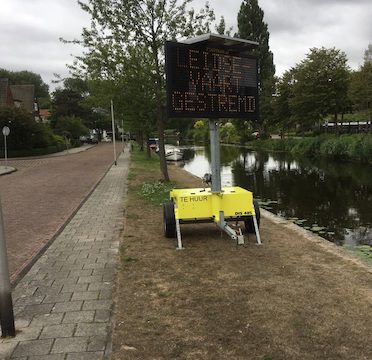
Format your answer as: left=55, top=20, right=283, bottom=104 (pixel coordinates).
left=2, top=127, right=10, bottom=137
left=165, top=41, right=258, bottom=119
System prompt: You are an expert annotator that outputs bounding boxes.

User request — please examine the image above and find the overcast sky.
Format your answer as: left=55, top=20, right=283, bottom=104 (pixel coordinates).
left=1, top=0, right=371, bottom=92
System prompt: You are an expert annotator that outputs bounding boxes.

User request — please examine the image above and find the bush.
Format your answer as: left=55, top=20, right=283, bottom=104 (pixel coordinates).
left=54, top=116, right=89, bottom=141
left=0, top=107, right=59, bottom=151
left=220, top=122, right=240, bottom=144
left=192, top=120, right=209, bottom=143
left=248, top=134, right=372, bottom=163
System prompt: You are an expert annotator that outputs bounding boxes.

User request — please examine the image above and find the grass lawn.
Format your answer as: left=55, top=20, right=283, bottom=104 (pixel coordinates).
left=111, top=148, right=372, bottom=360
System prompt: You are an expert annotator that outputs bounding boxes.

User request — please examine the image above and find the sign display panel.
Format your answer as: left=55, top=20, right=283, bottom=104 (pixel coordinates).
left=165, top=41, right=258, bottom=119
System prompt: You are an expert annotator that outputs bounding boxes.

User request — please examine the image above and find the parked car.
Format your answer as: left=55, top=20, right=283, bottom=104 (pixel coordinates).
left=148, top=138, right=159, bottom=151
left=251, top=132, right=271, bottom=140
left=86, top=136, right=98, bottom=144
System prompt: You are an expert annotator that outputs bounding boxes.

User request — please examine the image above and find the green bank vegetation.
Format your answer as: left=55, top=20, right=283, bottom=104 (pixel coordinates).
left=248, top=134, right=372, bottom=163
left=130, top=146, right=175, bottom=206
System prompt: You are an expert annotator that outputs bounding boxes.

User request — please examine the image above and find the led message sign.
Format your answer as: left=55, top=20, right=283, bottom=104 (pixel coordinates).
left=165, top=41, right=258, bottom=119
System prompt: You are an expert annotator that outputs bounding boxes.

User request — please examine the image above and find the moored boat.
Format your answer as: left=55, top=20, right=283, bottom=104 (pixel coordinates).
left=164, top=145, right=184, bottom=161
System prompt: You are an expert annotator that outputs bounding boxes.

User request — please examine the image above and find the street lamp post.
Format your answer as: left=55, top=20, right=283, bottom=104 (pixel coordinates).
left=121, top=119, right=124, bottom=152
left=110, top=100, right=117, bottom=166
left=2, top=126, right=10, bottom=169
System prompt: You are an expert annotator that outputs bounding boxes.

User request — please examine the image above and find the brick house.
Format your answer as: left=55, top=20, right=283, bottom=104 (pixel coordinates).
left=0, top=78, right=36, bottom=112
left=0, top=78, right=15, bottom=107
left=39, top=108, right=51, bottom=123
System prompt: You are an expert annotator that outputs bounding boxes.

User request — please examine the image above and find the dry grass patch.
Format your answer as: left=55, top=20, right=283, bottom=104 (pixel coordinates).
left=112, top=149, right=372, bottom=360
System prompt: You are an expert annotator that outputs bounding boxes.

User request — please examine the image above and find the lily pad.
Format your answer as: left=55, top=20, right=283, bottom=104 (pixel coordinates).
left=294, top=219, right=307, bottom=224
left=311, top=226, right=327, bottom=232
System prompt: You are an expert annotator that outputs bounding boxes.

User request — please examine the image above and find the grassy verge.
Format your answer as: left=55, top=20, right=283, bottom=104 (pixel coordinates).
left=128, top=146, right=175, bottom=206
left=112, top=146, right=372, bottom=360
left=247, top=134, right=372, bottom=163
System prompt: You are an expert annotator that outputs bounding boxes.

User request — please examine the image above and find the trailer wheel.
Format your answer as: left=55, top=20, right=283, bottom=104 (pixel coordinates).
left=163, top=201, right=176, bottom=238
left=244, top=199, right=260, bottom=234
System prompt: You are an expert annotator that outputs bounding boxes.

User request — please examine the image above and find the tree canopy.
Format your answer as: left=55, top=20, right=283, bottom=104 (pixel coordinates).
left=70, top=0, right=215, bottom=180
left=237, top=0, right=276, bottom=129
left=349, top=44, right=372, bottom=115
left=291, top=48, right=350, bottom=127
left=0, top=68, right=49, bottom=98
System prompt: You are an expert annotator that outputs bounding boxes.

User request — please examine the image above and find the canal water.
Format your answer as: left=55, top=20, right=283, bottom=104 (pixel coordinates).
left=179, top=145, right=372, bottom=249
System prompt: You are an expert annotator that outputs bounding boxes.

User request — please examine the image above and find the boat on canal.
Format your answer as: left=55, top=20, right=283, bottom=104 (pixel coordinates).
left=164, top=144, right=184, bottom=161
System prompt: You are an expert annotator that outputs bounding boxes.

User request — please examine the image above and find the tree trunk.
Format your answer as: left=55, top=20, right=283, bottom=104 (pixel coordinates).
left=334, top=113, right=338, bottom=134
left=145, top=132, right=151, bottom=159
left=152, top=44, right=169, bottom=182
left=156, top=102, right=170, bottom=182
left=138, top=131, right=144, bottom=151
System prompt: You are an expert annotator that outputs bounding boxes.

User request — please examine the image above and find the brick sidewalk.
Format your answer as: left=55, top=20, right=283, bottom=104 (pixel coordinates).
left=0, top=143, right=123, bottom=280
left=0, top=147, right=130, bottom=359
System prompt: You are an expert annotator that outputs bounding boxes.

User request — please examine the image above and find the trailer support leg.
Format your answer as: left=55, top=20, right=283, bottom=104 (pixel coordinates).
left=176, top=218, right=184, bottom=250
left=253, top=215, right=262, bottom=245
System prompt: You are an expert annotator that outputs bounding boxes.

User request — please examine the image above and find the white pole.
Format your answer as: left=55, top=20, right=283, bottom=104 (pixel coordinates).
left=121, top=119, right=124, bottom=152
left=111, top=100, right=117, bottom=166
left=3, top=135, right=7, bottom=169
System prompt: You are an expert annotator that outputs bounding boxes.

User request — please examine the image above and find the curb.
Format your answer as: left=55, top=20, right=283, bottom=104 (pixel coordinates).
left=0, top=167, right=17, bottom=176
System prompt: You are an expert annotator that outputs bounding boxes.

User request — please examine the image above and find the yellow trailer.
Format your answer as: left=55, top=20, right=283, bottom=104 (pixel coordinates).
left=163, top=186, right=261, bottom=249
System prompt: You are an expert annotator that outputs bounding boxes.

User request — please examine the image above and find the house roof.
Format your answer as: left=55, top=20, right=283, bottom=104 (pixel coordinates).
left=0, top=78, right=14, bottom=107
left=9, top=84, right=35, bottom=112
left=39, top=108, right=51, bottom=118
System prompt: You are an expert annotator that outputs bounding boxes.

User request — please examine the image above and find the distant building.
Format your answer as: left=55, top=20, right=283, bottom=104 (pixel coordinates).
left=39, top=108, right=51, bottom=123
left=0, top=78, right=36, bottom=113
left=0, top=78, right=14, bottom=107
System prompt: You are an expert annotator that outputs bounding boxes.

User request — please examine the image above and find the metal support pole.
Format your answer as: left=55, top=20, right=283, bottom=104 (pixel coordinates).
left=175, top=218, right=184, bottom=250
left=209, top=119, right=221, bottom=193
left=253, top=215, right=262, bottom=245
left=0, top=197, right=15, bottom=337
left=121, top=119, right=124, bottom=152
left=111, top=100, right=117, bottom=166
left=3, top=135, right=7, bottom=169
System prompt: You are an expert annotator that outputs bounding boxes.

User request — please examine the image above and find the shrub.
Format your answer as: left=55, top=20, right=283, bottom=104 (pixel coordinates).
left=54, top=116, right=89, bottom=141
left=248, top=134, right=372, bottom=163
left=0, top=107, right=59, bottom=150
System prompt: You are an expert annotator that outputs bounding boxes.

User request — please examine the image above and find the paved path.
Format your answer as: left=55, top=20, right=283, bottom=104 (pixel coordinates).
left=0, top=147, right=129, bottom=359
left=0, top=143, right=122, bottom=280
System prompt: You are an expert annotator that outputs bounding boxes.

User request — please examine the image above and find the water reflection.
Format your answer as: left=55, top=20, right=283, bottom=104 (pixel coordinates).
left=181, top=145, right=372, bottom=247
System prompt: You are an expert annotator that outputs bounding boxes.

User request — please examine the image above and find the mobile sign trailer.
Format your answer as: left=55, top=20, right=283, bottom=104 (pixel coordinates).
left=164, top=33, right=262, bottom=249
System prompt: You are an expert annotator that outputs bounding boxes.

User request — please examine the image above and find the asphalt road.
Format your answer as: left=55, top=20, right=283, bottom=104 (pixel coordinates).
left=0, top=143, right=123, bottom=282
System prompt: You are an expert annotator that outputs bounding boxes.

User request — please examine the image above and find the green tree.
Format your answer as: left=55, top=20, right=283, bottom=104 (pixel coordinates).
left=51, top=88, right=89, bottom=123
left=72, top=0, right=215, bottom=181
left=290, top=47, right=350, bottom=130
left=349, top=45, right=372, bottom=118
left=237, top=0, right=276, bottom=129
left=50, top=77, right=95, bottom=129
left=54, top=115, right=89, bottom=140
left=364, top=43, right=372, bottom=63
left=220, top=122, right=239, bottom=143
left=192, top=119, right=209, bottom=142
left=273, top=69, right=296, bottom=133
left=215, top=16, right=232, bottom=36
